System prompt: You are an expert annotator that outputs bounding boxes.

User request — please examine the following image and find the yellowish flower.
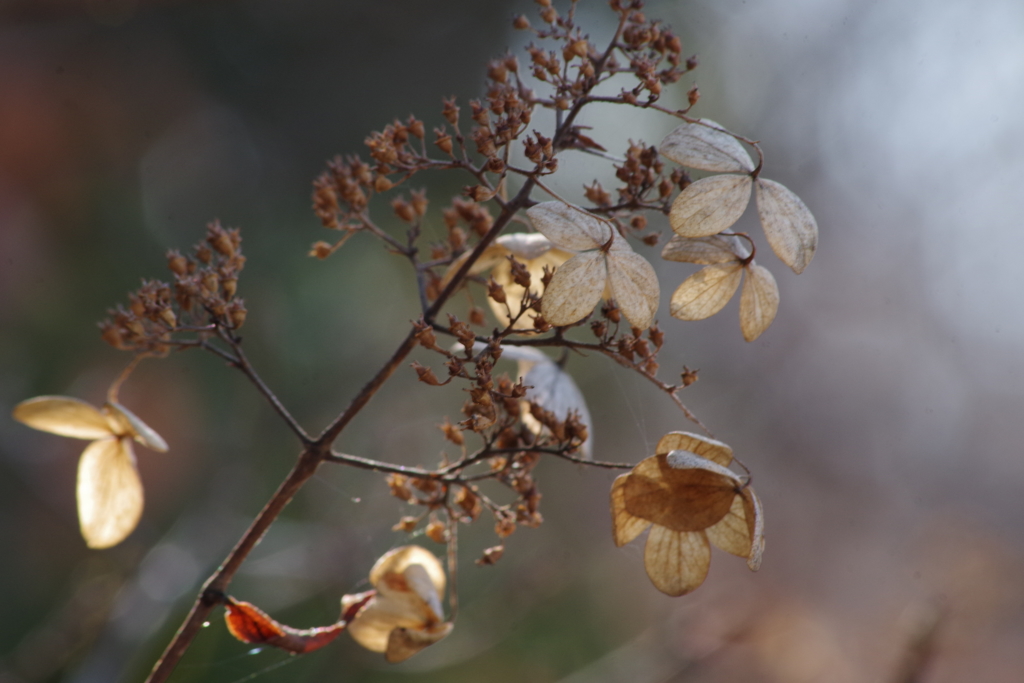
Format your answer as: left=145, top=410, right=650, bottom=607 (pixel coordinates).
left=610, top=431, right=763, bottom=596
left=344, top=545, right=452, bottom=663
left=12, top=396, right=167, bottom=548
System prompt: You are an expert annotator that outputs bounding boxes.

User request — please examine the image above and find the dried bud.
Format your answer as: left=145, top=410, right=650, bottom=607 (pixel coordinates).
left=539, top=6, right=557, bottom=23
left=374, top=175, right=393, bottom=193
left=386, top=473, right=415, bottom=502
left=392, top=516, right=419, bottom=532
left=494, top=510, right=517, bottom=538
left=442, top=98, right=460, bottom=126
left=411, top=361, right=445, bottom=386
left=407, top=117, right=425, bottom=139
left=221, top=277, right=238, bottom=298
left=488, top=60, right=508, bottom=84
left=465, top=185, right=496, bottom=202
left=392, top=197, right=416, bottom=222
left=687, top=85, right=700, bottom=107
left=159, top=307, right=177, bottom=328
left=602, top=301, right=621, bottom=324
left=649, top=325, right=664, bottom=349
left=434, top=130, right=453, bottom=155
left=100, top=322, right=126, bottom=349
left=469, top=306, right=486, bottom=327
left=681, top=365, right=699, bottom=387
left=425, top=519, right=449, bottom=544
left=195, top=244, right=212, bottom=264
left=591, top=320, right=608, bottom=339
left=686, top=55, right=700, bottom=71
left=641, top=234, right=659, bottom=246
left=209, top=230, right=234, bottom=257
left=630, top=215, right=647, bottom=231
left=513, top=14, right=530, bottom=30
left=455, top=487, right=482, bottom=520
left=167, top=250, right=189, bottom=277
left=508, top=257, right=530, bottom=288
left=227, top=300, right=247, bottom=329
left=440, top=416, right=464, bottom=445
left=413, top=320, right=440, bottom=350
left=410, top=189, right=428, bottom=216
left=309, top=241, right=333, bottom=259
left=486, top=278, right=507, bottom=305
left=569, top=39, right=589, bottom=58
left=476, top=545, right=505, bottom=566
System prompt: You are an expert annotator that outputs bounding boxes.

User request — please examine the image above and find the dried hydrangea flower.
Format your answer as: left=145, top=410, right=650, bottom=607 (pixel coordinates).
left=610, top=431, right=763, bottom=596
left=12, top=396, right=167, bottom=548
left=527, top=201, right=660, bottom=329
left=660, top=119, right=818, bottom=274
left=344, top=545, right=452, bottom=663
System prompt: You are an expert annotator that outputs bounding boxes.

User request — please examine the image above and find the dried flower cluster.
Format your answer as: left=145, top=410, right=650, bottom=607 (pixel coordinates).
left=10, top=2, right=818, bottom=680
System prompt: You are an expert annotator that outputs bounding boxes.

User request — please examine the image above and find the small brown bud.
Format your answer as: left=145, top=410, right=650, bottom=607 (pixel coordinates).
left=442, top=98, right=459, bottom=126
left=167, top=250, right=188, bottom=277
left=469, top=306, right=486, bottom=327
left=513, top=14, right=530, bottom=30
left=413, top=320, right=440, bottom=350
left=410, top=189, right=428, bottom=216
left=309, top=240, right=333, bottom=259
left=221, top=277, right=238, bottom=298
left=449, top=226, right=467, bottom=252
left=434, top=130, right=453, bottom=155
left=374, top=175, right=393, bottom=193
left=667, top=35, right=682, bottom=54
left=488, top=61, right=508, bottom=84
left=630, top=215, right=647, bottom=231
left=425, top=519, right=449, bottom=544
left=508, top=257, right=530, bottom=288
left=686, top=55, right=700, bottom=71
left=486, top=278, right=507, bottom=305
left=386, top=473, right=415, bottom=502
left=641, top=234, right=659, bottom=246
left=476, top=545, right=505, bottom=566
left=649, top=325, right=664, bottom=349
left=687, top=85, right=700, bottom=107
left=407, top=117, right=425, bottom=139
left=455, top=487, right=482, bottom=520
left=539, top=6, right=557, bottom=23
left=392, top=516, right=419, bottom=532
left=555, top=96, right=570, bottom=110
left=570, top=39, right=589, bottom=58
left=590, top=320, right=608, bottom=339
left=392, top=197, right=415, bottom=222
left=681, top=365, right=700, bottom=387
left=494, top=510, right=517, bottom=538
left=411, top=361, right=445, bottom=386
left=159, top=308, right=177, bottom=328
left=227, top=300, right=247, bottom=329
left=100, top=323, right=126, bottom=349
left=486, top=157, right=505, bottom=174
left=465, top=185, right=496, bottom=202
left=439, top=416, right=464, bottom=445
left=209, top=231, right=234, bottom=257
left=602, top=301, right=621, bottom=324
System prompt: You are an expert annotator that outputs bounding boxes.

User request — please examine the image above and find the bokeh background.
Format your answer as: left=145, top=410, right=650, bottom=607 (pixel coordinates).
left=3, top=0, right=1024, bottom=681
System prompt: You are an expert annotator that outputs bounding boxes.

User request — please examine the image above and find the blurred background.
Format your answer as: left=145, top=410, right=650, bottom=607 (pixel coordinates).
left=3, top=0, right=1024, bottom=681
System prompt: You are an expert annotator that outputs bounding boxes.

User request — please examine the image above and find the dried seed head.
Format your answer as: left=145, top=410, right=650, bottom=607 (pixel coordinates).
left=411, top=361, right=445, bottom=386
left=374, top=175, right=393, bottom=193
left=681, top=366, right=699, bottom=386
left=513, top=14, right=530, bottom=30
left=476, top=545, right=504, bottom=566
left=310, top=241, right=333, bottom=259
left=392, top=516, right=419, bottom=532
left=386, top=473, right=415, bottom=502
left=167, top=250, right=188, bottom=277
left=687, top=85, right=700, bottom=107
left=442, top=98, right=460, bottom=126
left=425, top=519, right=449, bottom=544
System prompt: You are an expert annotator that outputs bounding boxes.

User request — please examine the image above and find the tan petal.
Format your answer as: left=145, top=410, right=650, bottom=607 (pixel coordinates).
left=440, top=244, right=510, bottom=290
left=755, top=178, right=818, bottom=274
left=663, top=451, right=743, bottom=485
left=369, top=546, right=446, bottom=596
left=348, top=595, right=422, bottom=653
left=541, top=251, right=607, bottom=326
left=669, top=174, right=752, bottom=238
left=661, top=234, right=745, bottom=265
left=739, top=263, right=780, bottom=342
left=606, top=250, right=660, bottom=330
left=623, top=455, right=739, bottom=532
left=655, top=431, right=733, bottom=466
left=610, top=473, right=652, bottom=546
left=742, top=487, right=765, bottom=571
left=643, top=526, right=711, bottom=596
left=704, top=493, right=752, bottom=558
left=659, top=119, right=755, bottom=173
left=77, top=437, right=143, bottom=548
left=385, top=622, right=453, bottom=663
left=526, top=201, right=612, bottom=251
left=13, top=396, right=113, bottom=440
left=520, top=357, right=593, bottom=459
left=669, top=263, right=743, bottom=321
left=105, top=402, right=168, bottom=452
left=496, top=232, right=557, bottom=260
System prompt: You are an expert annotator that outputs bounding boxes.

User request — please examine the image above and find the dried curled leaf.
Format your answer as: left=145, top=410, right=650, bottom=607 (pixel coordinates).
left=223, top=593, right=371, bottom=655
left=739, top=263, right=780, bottom=341
left=669, top=262, right=743, bottom=321
left=755, top=178, right=818, bottom=274
left=659, top=119, right=755, bottom=173
left=669, top=174, right=752, bottom=238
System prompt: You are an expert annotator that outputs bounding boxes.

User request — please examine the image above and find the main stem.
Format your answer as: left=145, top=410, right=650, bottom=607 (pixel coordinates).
left=143, top=180, right=536, bottom=683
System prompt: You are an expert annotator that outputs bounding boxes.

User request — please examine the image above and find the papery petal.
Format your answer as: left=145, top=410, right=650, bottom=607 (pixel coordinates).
left=755, top=178, right=818, bottom=274
left=624, top=455, right=738, bottom=532
left=610, top=473, right=651, bottom=546
left=105, top=402, right=168, bottom=452
left=704, top=493, right=753, bottom=559
left=606, top=250, right=660, bottom=330
left=540, top=251, right=607, bottom=326
left=13, top=396, right=113, bottom=440
left=659, top=119, right=755, bottom=173
left=739, top=263, right=780, bottom=342
left=669, top=174, right=752, bottom=238
left=369, top=546, right=446, bottom=596
left=669, top=263, right=743, bottom=321
left=490, top=247, right=572, bottom=330
left=385, top=623, right=454, bottom=663
left=661, top=234, right=745, bottom=265
left=496, top=232, right=558, bottom=260
left=440, top=244, right=511, bottom=290
left=742, top=487, right=765, bottom=571
left=527, top=201, right=612, bottom=251
left=643, top=526, right=711, bottom=596
left=77, top=437, right=143, bottom=548
left=655, top=431, right=733, bottom=466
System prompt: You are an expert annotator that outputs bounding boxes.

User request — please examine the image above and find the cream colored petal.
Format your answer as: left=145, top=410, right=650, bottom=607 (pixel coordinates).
left=495, top=232, right=557, bottom=260
left=13, top=396, right=113, bottom=440
left=654, top=431, right=733, bottom=466
left=541, top=251, right=607, bottom=326
left=402, top=563, right=444, bottom=623
left=606, top=250, right=660, bottom=330
left=348, top=595, right=427, bottom=653
left=662, top=451, right=742, bottom=484
left=705, top=493, right=752, bottom=558
left=739, top=263, right=780, bottom=342
left=659, top=119, right=755, bottom=173
left=105, top=402, right=168, bottom=452
left=755, top=178, right=818, bottom=274
left=77, top=437, right=143, bottom=549
left=369, top=546, right=446, bottom=595
left=742, top=487, right=765, bottom=571
left=669, top=263, right=743, bottom=321
left=610, top=474, right=651, bottom=546
left=440, top=244, right=511, bottom=290
left=521, top=358, right=593, bottom=459
left=643, top=526, right=711, bottom=596
left=661, top=234, right=745, bottom=265
left=527, top=201, right=612, bottom=251
left=669, top=175, right=752, bottom=238
left=385, top=623, right=453, bottom=663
